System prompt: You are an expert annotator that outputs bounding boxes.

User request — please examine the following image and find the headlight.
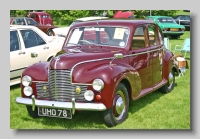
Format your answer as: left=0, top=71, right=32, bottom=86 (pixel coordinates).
left=92, top=79, right=104, bottom=91
left=22, top=75, right=32, bottom=86
left=84, top=90, right=94, bottom=101
left=23, top=86, right=33, bottom=96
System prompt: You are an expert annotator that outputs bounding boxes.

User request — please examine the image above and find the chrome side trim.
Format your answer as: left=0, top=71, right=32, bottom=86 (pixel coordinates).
left=16, top=97, right=106, bottom=111
left=70, top=47, right=164, bottom=83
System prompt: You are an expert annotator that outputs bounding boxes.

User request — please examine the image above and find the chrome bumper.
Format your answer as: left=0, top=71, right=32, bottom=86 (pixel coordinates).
left=16, top=95, right=106, bottom=114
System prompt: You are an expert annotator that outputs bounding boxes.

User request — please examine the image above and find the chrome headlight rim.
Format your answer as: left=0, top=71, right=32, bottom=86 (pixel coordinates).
left=92, top=78, right=104, bottom=92
left=22, top=75, right=32, bottom=87
left=23, top=86, right=33, bottom=96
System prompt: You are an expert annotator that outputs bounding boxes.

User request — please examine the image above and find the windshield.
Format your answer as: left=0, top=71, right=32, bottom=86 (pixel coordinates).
left=65, top=26, right=130, bottom=48
left=158, top=17, right=177, bottom=23
left=25, top=18, right=39, bottom=25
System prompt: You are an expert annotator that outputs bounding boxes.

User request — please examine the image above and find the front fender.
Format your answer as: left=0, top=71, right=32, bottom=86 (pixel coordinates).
left=22, top=62, right=49, bottom=82
left=72, top=61, right=137, bottom=108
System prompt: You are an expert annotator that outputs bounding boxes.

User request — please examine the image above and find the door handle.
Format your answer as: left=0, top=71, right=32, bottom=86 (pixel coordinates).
left=18, top=51, right=25, bottom=55
left=44, top=46, right=49, bottom=49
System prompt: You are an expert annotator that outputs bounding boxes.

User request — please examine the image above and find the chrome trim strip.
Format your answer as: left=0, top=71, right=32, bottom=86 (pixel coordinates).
left=16, top=97, right=106, bottom=111
left=70, top=47, right=164, bottom=83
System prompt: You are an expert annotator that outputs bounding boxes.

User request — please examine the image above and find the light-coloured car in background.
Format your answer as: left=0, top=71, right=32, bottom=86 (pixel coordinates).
left=10, top=25, right=65, bottom=86
left=53, top=16, right=109, bottom=37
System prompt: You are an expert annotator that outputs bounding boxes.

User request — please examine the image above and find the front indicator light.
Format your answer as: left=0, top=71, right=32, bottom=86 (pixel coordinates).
left=96, top=95, right=101, bottom=100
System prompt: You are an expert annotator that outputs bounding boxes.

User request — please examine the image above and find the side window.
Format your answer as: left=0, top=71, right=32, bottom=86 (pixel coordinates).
left=35, top=32, right=46, bottom=45
left=100, top=30, right=109, bottom=44
left=10, top=30, right=20, bottom=52
left=148, top=24, right=159, bottom=46
left=20, top=30, right=38, bottom=48
left=131, top=26, right=146, bottom=49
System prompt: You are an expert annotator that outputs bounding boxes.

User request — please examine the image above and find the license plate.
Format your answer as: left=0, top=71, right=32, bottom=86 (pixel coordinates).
left=170, top=28, right=178, bottom=31
left=38, top=107, right=72, bottom=119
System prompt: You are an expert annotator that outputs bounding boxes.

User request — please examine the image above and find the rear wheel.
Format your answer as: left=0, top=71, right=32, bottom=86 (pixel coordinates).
left=26, top=106, right=39, bottom=118
left=160, top=68, right=175, bottom=93
left=103, top=83, right=129, bottom=127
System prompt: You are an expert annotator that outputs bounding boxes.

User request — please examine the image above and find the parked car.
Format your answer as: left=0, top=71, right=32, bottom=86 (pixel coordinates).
left=113, top=10, right=135, bottom=18
left=16, top=19, right=179, bottom=127
left=10, top=17, right=57, bottom=36
left=27, top=11, right=54, bottom=26
left=146, top=16, right=185, bottom=39
left=173, top=15, right=190, bottom=31
left=10, top=25, right=65, bottom=86
left=52, top=16, right=109, bottom=37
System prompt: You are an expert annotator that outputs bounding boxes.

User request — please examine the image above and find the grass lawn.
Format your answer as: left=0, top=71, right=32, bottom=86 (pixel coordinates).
left=10, top=30, right=190, bottom=129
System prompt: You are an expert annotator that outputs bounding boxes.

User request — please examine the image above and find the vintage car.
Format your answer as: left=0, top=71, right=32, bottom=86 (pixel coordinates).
left=173, top=15, right=190, bottom=31
left=27, top=11, right=54, bottom=26
left=10, top=17, right=57, bottom=36
left=146, top=16, right=185, bottom=39
left=10, top=25, right=65, bottom=86
left=16, top=19, right=178, bottom=127
left=52, top=16, right=109, bottom=37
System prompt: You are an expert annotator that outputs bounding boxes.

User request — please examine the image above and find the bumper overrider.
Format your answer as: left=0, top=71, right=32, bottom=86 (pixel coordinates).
left=16, top=95, right=106, bottom=114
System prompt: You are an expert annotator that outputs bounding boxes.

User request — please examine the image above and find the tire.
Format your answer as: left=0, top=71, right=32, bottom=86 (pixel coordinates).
left=26, top=106, right=39, bottom=118
left=171, top=35, right=180, bottom=39
left=103, top=83, right=129, bottom=127
left=160, top=68, right=175, bottom=93
left=47, top=29, right=55, bottom=36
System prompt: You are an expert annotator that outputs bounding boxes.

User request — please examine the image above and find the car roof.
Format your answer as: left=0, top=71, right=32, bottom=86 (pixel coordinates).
left=29, top=12, right=50, bottom=15
left=75, top=16, right=109, bottom=22
left=10, top=25, right=38, bottom=30
left=72, top=19, right=155, bottom=28
left=147, top=16, right=172, bottom=18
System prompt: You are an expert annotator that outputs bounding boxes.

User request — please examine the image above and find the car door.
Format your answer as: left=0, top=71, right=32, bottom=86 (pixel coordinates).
left=128, top=25, right=153, bottom=96
left=10, top=30, right=27, bottom=80
left=19, top=29, right=51, bottom=66
left=147, top=24, right=163, bottom=86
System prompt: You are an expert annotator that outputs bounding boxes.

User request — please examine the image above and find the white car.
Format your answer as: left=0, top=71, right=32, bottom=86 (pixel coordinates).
left=10, top=25, right=65, bottom=86
left=53, top=16, right=109, bottom=37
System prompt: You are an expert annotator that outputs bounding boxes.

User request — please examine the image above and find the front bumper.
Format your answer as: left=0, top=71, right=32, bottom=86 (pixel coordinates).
left=16, top=95, right=106, bottom=113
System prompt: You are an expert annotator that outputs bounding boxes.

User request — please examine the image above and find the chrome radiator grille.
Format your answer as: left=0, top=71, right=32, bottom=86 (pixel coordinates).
left=36, top=70, right=88, bottom=102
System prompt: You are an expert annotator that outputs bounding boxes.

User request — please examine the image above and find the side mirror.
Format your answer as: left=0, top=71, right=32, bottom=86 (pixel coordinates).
left=31, top=52, right=38, bottom=58
left=114, top=53, right=123, bottom=59
left=110, top=53, right=123, bottom=65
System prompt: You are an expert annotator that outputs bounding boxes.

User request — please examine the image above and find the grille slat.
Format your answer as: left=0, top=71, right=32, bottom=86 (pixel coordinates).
left=36, top=70, right=88, bottom=102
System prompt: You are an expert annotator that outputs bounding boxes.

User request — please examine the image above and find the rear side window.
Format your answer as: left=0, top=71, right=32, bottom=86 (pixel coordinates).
left=10, top=30, right=21, bottom=52
left=131, top=26, right=146, bottom=49
left=20, top=30, right=46, bottom=48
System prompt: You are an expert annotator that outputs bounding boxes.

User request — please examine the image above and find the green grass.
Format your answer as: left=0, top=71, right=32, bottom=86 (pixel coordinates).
left=10, top=31, right=190, bottom=130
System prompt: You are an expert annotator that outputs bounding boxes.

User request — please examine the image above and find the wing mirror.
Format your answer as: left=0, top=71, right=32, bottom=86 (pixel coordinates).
left=110, top=53, right=123, bottom=65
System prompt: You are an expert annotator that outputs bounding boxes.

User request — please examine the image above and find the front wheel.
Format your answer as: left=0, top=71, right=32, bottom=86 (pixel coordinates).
left=103, top=83, right=129, bottom=127
left=160, top=68, right=175, bottom=93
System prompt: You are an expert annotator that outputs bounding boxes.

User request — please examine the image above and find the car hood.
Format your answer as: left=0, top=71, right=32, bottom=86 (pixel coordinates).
left=158, top=23, right=185, bottom=28
left=49, top=47, right=123, bottom=70
left=52, top=26, right=70, bottom=37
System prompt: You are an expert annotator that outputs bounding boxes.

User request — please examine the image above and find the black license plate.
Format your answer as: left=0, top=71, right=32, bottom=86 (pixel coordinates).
left=38, top=107, right=72, bottom=119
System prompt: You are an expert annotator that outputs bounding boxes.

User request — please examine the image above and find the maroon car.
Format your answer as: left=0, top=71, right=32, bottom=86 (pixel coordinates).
left=28, top=11, right=54, bottom=26
left=10, top=17, right=57, bottom=36
left=16, top=19, right=178, bottom=127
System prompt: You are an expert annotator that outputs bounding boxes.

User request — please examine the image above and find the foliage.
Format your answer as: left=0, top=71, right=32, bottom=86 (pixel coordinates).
left=10, top=10, right=179, bottom=26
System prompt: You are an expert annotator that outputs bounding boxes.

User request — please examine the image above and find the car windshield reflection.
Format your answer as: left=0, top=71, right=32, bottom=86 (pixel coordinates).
left=65, top=26, right=130, bottom=48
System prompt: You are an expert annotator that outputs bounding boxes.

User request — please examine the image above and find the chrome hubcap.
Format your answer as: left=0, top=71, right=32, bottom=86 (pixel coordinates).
left=168, top=72, right=174, bottom=89
left=113, top=91, right=125, bottom=120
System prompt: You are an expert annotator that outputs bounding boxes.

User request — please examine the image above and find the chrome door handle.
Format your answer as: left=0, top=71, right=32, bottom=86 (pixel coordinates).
left=44, top=46, right=49, bottom=49
left=18, top=51, right=25, bottom=55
